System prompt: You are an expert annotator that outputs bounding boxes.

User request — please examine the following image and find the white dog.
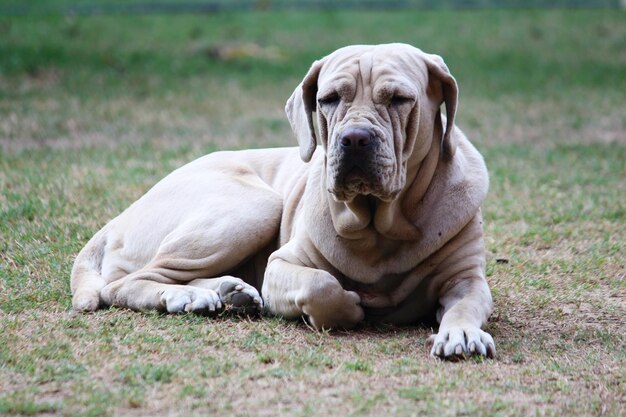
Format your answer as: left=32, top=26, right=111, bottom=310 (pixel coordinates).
left=71, top=43, right=495, bottom=359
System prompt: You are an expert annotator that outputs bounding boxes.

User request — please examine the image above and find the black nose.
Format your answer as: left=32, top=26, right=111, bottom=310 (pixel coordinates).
left=339, top=128, right=373, bottom=149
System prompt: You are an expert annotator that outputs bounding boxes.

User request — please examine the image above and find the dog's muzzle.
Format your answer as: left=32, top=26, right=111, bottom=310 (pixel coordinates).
left=331, top=127, right=382, bottom=198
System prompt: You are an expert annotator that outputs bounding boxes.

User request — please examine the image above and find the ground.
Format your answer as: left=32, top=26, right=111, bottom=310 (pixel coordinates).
left=0, top=8, right=624, bottom=417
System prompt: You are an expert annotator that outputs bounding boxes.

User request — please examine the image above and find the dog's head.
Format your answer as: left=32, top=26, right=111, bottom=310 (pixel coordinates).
left=286, top=43, right=458, bottom=203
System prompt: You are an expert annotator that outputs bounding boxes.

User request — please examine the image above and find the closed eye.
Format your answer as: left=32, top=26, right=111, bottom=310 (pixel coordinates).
left=390, top=95, right=414, bottom=106
left=318, top=93, right=340, bottom=106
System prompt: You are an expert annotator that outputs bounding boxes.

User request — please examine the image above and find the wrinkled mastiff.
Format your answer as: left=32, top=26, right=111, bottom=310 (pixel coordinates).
left=71, top=43, right=495, bottom=359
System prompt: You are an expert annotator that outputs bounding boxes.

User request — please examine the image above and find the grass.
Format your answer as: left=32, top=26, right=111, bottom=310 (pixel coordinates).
left=1, top=7, right=625, bottom=417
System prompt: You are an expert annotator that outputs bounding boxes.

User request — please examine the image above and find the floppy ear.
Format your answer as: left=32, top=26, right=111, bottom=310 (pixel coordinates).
left=285, top=60, right=323, bottom=162
left=424, top=54, right=459, bottom=160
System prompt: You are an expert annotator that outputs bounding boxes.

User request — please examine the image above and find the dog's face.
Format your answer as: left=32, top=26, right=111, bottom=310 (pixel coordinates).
left=286, top=44, right=459, bottom=203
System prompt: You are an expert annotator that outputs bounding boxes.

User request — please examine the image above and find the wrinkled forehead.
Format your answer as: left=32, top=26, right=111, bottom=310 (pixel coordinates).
left=318, top=44, right=429, bottom=91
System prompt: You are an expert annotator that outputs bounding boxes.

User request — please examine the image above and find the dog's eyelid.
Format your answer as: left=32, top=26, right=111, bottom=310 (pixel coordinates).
left=390, top=94, right=415, bottom=106
left=318, top=92, right=341, bottom=106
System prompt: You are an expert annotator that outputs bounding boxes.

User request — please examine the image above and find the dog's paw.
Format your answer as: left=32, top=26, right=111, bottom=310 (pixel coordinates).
left=298, top=276, right=365, bottom=330
left=218, top=279, right=263, bottom=315
left=160, top=286, right=222, bottom=314
left=427, top=326, right=495, bottom=360
left=72, top=289, right=101, bottom=312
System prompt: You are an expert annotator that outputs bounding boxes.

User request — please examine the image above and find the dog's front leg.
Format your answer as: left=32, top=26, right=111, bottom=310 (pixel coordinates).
left=428, top=275, right=496, bottom=359
left=262, top=246, right=364, bottom=330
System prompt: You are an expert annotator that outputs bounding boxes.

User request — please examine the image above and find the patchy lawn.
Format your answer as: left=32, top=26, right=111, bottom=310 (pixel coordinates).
left=1, top=8, right=624, bottom=417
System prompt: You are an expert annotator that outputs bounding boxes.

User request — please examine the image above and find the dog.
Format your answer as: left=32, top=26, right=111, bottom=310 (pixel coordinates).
left=71, top=43, right=495, bottom=359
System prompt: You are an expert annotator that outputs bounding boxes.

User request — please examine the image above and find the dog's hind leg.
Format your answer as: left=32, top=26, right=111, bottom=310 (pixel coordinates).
left=187, top=276, right=263, bottom=314
left=99, top=182, right=282, bottom=314
left=71, top=227, right=109, bottom=312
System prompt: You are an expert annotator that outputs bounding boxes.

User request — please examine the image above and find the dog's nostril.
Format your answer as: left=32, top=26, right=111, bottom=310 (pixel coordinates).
left=340, top=136, right=353, bottom=147
left=340, top=128, right=372, bottom=149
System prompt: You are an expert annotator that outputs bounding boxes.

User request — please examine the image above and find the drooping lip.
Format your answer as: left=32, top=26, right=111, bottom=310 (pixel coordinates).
left=328, top=165, right=379, bottom=202
left=336, top=164, right=376, bottom=187
left=326, top=151, right=399, bottom=201
left=342, top=166, right=371, bottom=185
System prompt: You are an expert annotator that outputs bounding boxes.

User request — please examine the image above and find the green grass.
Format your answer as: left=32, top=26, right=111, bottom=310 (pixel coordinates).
left=1, top=8, right=625, bottom=417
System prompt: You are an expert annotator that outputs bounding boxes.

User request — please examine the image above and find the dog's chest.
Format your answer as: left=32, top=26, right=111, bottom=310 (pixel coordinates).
left=339, top=269, right=408, bottom=296
left=325, top=234, right=430, bottom=285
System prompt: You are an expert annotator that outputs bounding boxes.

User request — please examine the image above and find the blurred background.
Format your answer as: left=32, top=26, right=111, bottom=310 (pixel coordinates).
left=1, top=0, right=623, bottom=14
left=1, top=0, right=624, bottom=152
